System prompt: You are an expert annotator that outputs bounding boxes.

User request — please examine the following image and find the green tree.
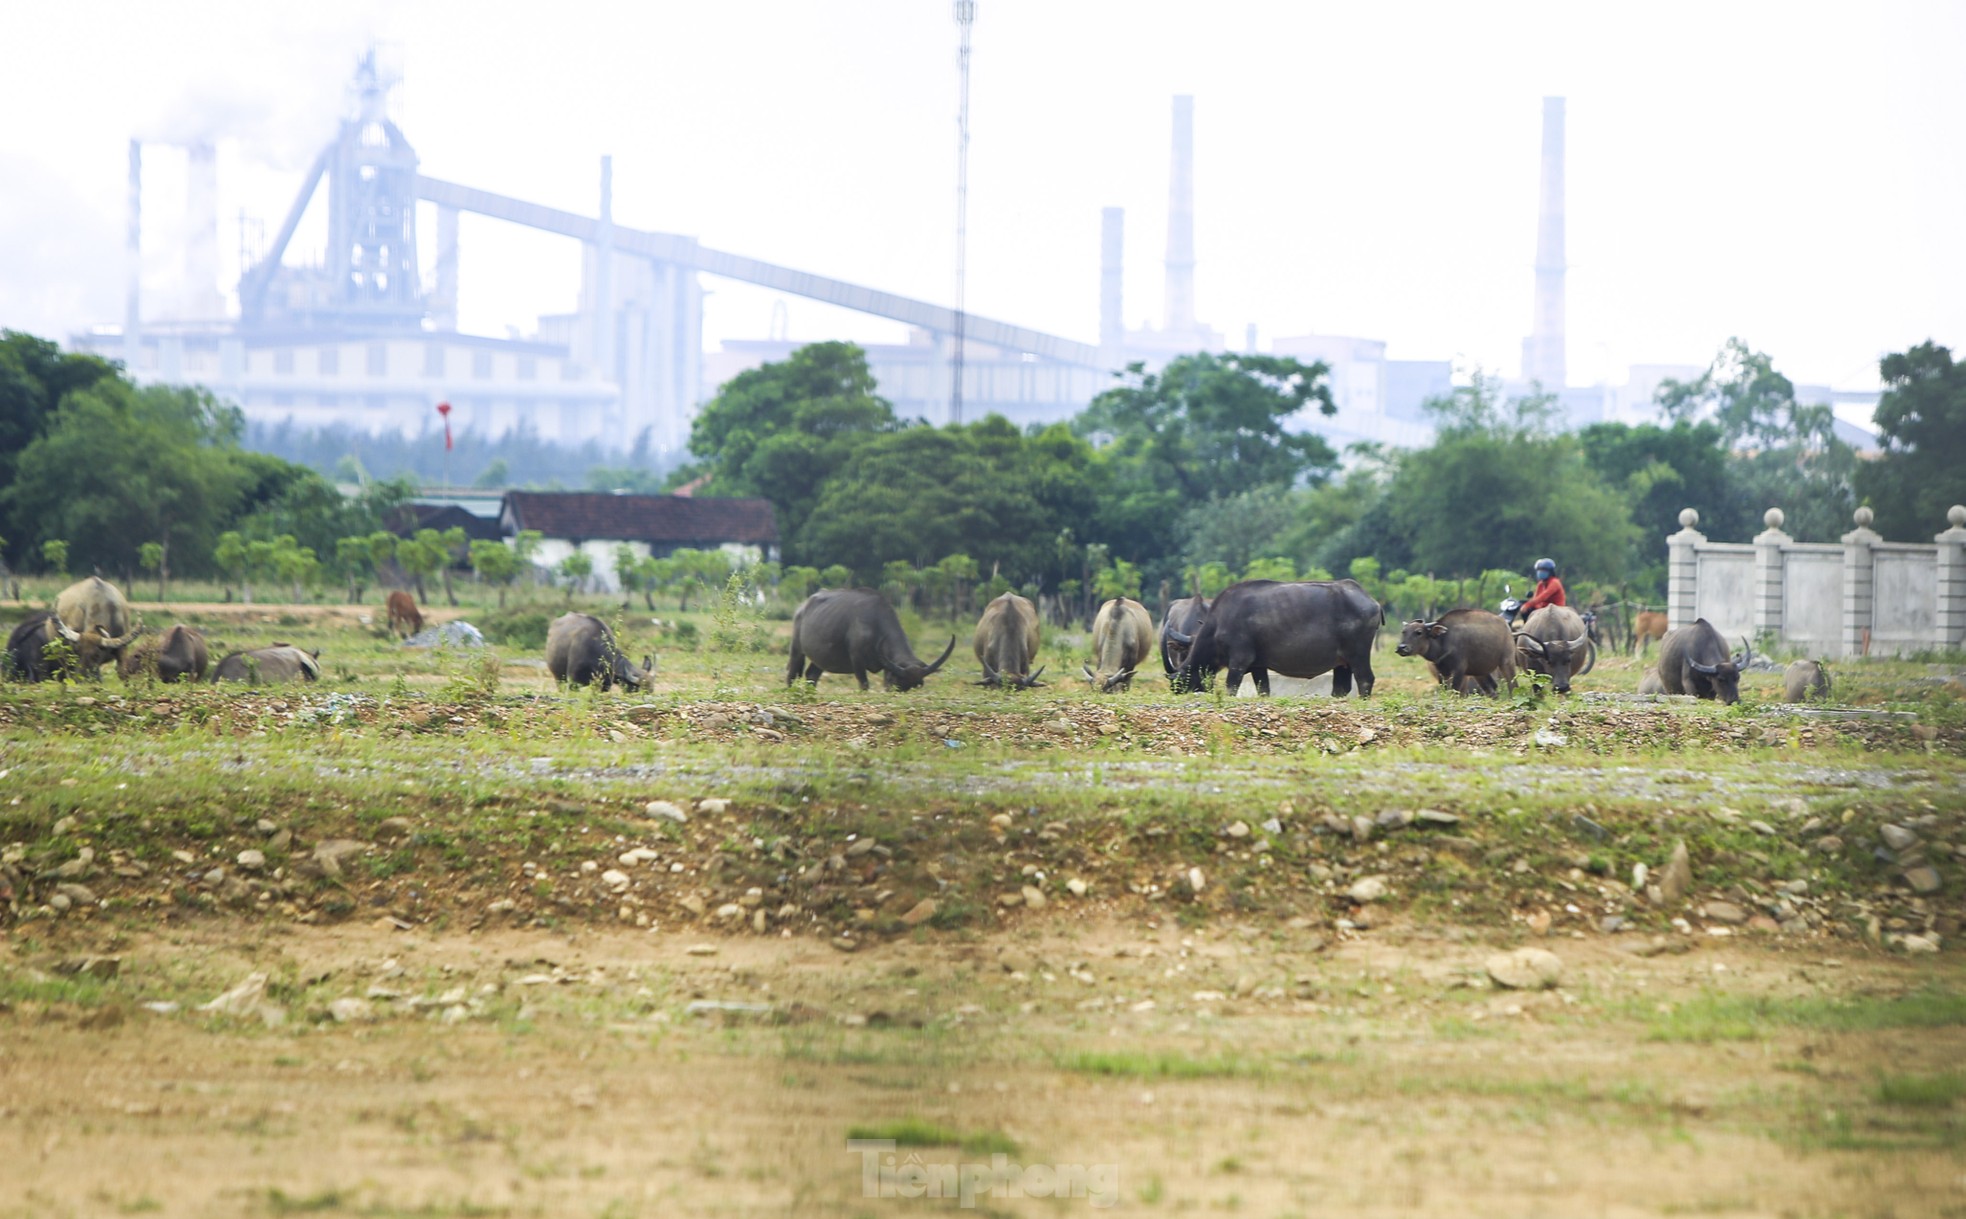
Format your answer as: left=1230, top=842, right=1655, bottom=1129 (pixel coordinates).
left=270, top=535, right=320, bottom=603
left=557, top=550, right=594, bottom=602
left=1092, top=558, right=1142, bottom=602
left=687, top=341, right=897, bottom=550
left=335, top=536, right=372, bottom=604
left=214, top=531, right=248, bottom=600
left=779, top=564, right=821, bottom=606
left=472, top=457, right=510, bottom=489
left=934, top=553, right=979, bottom=618
left=395, top=530, right=451, bottom=605
left=139, top=541, right=166, bottom=601
left=0, top=332, right=118, bottom=564
left=1377, top=376, right=1641, bottom=580
left=468, top=539, right=521, bottom=608
left=1178, top=485, right=1298, bottom=574
left=433, top=525, right=468, bottom=606
left=1857, top=341, right=1966, bottom=540
left=41, top=538, right=68, bottom=577
left=365, top=531, right=400, bottom=597
left=819, top=563, right=851, bottom=590
left=245, top=539, right=278, bottom=602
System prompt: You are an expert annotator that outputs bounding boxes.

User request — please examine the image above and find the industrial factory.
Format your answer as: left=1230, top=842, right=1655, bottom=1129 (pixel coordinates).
left=76, top=57, right=1860, bottom=461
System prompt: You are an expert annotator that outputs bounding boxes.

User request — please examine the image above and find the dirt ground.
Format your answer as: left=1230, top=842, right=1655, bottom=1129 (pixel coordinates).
left=4, top=916, right=1962, bottom=1219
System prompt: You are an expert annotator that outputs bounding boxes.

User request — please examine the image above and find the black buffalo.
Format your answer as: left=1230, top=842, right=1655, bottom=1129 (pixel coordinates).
left=212, top=645, right=322, bottom=685
left=1160, top=595, right=1209, bottom=690
left=787, top=589, right=955, bottom=691
left=1657, top=618, right=1750, bottom=704
left=546, top=613, right=652, bottom=691
left=1176, top=579, right=1382, bottom=697
left=5, top=613, right=67, bottom=682
left=119, top=624, right=211, bottom=683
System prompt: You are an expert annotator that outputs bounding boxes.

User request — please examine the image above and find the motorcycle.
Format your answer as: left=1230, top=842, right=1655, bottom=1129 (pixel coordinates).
left=1498, top=584, right=1598, bottom=676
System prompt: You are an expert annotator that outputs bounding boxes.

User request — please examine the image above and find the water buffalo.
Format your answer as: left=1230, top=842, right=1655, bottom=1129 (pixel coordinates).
left=1083, top=598, right=1154, bottom=692
left=386, top=590, right=423, bottom=639
left=1636, top=667, right=1666, bottom=695
left=973, top=593, right=1044, bottom=688
left=1160, top=595, right=1209, bottom=689
left=1656, top=618, right=1749, bottom=704
left=787, top=589, right=954, bottom=691
left=1631, top=610, right=1668, bottom=656
left=5, top=613, right=68, bottom=681
left=1397, top=608, right=1517, bottom=696
left=1515, top=605, right=1592, bottom=694
left=212, top=645, right=321, bottom=685
left=1177, top=579, right=1381, bottom=698
left=546, top=613, right=651, bottom=691
left=118, top=624, right=210, bottom=683
left=1784, top=658, right=1831, bottom=703
left=52, top=576, right=142, bottom=678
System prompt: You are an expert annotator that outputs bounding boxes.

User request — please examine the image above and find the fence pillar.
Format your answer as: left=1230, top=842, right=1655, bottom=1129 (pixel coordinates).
left=1841, top=506, right=1882, bottom=659
left=1667, top=508, right=1704, bottom=630
left=1936, top=504, right=1966, bottom=651
left=1752, top=507, right=1791, bottom=642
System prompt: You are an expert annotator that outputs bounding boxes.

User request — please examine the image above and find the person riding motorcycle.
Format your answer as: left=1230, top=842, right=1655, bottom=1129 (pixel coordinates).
left=1514, top=558, right=1566, bottom=623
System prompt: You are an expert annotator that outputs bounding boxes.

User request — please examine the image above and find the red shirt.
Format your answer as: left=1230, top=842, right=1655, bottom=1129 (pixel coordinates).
left=1522, top=576, right=1566, bottom=613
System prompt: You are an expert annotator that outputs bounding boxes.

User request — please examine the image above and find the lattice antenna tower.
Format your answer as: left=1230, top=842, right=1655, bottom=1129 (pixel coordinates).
left=951, top=0, right=976, bottom=424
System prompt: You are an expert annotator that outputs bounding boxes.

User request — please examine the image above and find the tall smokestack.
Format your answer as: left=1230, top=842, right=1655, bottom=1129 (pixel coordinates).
left=595, top=155, right=615, bottom=383
left=1099, top=206, right=1124, bottom=362
left=125, top=139, right=141, bottom=369
left=184, top=140, right=223, bottom=320
left=1163, top=95, right=1195, bottom=333
left=1522, top=96, right=1566, bottom=389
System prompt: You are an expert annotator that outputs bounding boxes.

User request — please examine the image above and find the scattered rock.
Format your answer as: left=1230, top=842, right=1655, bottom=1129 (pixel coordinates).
left=236, top=849, right=266, bottom=872
left=1533, top=728, right=1568, bottom=748
left=844, top=838, right=877, bottom=858
left=54, top=883, right=98, bottom=907
left=1879, top=824, right=1919, bottom=852
left=200, top=972, right=272, bottom=1017
left=1415, top=809, right=1461, bottom=828
left=601, top=869, right=631, bottom=889
left=1900, top=934, right=1941, bottom=955
left=829, top=937, right=858, bottom=953
left=686, top=1000, right=775, bottom=1021
left=1904, top=866, right=1943, bottom=895
left=1349, top=816, right=1374, bottom=843
left=714, top=903, right=743, bottom=921
left=1347, top=876, right=1390, bottom=903
left=1814, top=836, right=1844, bottom=855
left=1631, top=863, right=1649, bottom=891
left=1375, top=808, right=1414, bottom=830
left=1065, top=878, right=1088, bottom=898
left=1700, top=901, right=1750, bottom=925
left=328, top=997, right=376, bottom=1024
left=696, top=798, right=732, bottom=815
left=1225, top=820, right=1250, bottom=839
left=55, top=955, right=120, bottom=979
left=311, top=839, right=368, bottom=879
left=899, top=898, right=938, bottom=926
left=1487, top=948, right=1563, bottom=990
left=1525, top=911, right=1552, bottom=937
left=1657, top=840, right=1691, bottom=906
left=1020, top=885, right=1047, bottom=911
left=375, top=817, right=415, bottom=843
left=1185, top=866, right=1206, bottom=895
left=683, top=944, right=718, bottom=956
left=997, top=892, right=1025, bottom=908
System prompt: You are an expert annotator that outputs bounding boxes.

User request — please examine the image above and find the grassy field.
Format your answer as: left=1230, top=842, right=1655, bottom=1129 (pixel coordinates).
left=1, top=590, right=1961, bottom=1217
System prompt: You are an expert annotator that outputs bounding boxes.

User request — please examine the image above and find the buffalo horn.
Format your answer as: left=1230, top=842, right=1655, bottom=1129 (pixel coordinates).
left=1102, top=668, right=1134, bottom=692
left=1165, top=628, right=1192, bottom=646
left=1734, top=636, right=1752, bottom=669
left=1082, top=663, right=1097, bottom=682
left=923, top=636, right=955, bottom=675
left=54, top=619, right=81, bottom=643
left=1690, top=659, right=1719, bottom=675
left=1017, top=665, right=1047, bottom=689
left=102, top=625, right=143, bottom=649
left=1566, top=630, right=1587, bottom=649
left=1516, top=634, right=1546, bottom=655
left=980, top=662, right=1002, bottom=688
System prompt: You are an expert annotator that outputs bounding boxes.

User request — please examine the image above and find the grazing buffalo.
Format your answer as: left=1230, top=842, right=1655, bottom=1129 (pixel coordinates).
left=118, top=624, right=210, bottom=683
left=1657, top=618, right=1749, bottom=704
left=5, top=613, right=68, bottom=681
left=1397, top=608, right=1517, bottom=697
left=786, top=589, right=954, bottom=691
left=386, top=590, right=423, bottom=639
left=1636, top=667, right=1666, bottom=695
left=212, top=645, right=321, bottom=685
left=973, top=593, right=1044, bottom=689
left=1515, top=606, right=1592, bottom=694
left=1083, top=598, right=1154, bottom=692
left=546, top=613, right=651, bottom=691
left=1160, top=596, right=1209, bottom=689
left=1631, top=610, right=1668, bottom=656
left=52, top=576, right=142, bottom=678
left=1177, top=579, right=1381, bottom=698
left=1784, top=658, right=1831, bottom=703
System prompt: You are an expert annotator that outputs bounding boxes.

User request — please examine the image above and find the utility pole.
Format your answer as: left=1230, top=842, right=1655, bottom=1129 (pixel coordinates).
left=951, top=0, right=975, bottom=425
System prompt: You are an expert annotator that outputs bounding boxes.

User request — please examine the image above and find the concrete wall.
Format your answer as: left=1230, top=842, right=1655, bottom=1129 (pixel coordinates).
left=1669, top=505, right=1966, bottom=658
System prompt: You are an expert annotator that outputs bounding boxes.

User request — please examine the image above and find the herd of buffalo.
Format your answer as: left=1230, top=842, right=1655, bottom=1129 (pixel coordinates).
left=3, top=575, right=1830, bottom=706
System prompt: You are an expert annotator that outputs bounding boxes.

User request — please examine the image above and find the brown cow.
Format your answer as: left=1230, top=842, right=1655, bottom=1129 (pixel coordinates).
left=1631, top=610, right=1667, bottom=656
left=386, top=590, right=422, bottom=639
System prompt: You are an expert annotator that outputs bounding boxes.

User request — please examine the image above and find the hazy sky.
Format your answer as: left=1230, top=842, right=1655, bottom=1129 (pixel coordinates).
left=2, top=0, right=1961, bottom=393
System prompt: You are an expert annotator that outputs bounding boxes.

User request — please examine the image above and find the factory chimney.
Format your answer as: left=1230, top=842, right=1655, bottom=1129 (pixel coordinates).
left=1521, top=96, right=1566, bottom=389
left=125, top=139, right=141, bottom=369
left=1163, top=95, right=1196, bottom=333
left=1099, top=206, right=1124, bottom=364
left=183, top=140, right=224, bottom=320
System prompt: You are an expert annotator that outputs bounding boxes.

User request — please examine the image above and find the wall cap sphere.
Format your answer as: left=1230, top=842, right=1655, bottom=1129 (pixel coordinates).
left=1764, top=508, right=1784, bottom=530
left=1950, top=504, right=1966, bottom=528
left=1678, top=508, right=1700, bottom=528
left=1854, top=506, right=1875, bottom=528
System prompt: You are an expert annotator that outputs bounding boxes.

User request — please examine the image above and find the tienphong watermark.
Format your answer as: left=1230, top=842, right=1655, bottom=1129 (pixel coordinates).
left=850, top=1139, right=1119, bottom=1209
